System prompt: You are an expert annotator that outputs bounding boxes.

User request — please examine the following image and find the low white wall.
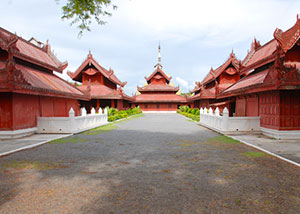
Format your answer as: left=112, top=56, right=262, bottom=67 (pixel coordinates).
left=199, top=107, right=260, bottom=134
left=37, top=107, right=108, bottom=134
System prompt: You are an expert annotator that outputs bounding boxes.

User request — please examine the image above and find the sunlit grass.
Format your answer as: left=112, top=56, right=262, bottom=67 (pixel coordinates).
left=241, top=151, right=265, bottom=158
left=49, top=136, right=88, bottom=144
left=83, top=124, right=118, bottom=135
left=83, top=113, right=144, bottom=135
left=208, top=135, right=241, bottom=144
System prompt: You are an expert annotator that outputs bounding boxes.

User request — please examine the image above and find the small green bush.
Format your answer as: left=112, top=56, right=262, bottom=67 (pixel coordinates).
left=108, top=108, right=119, bottom=116
left=107, top=107, right=142, bottom=122
left=177, top=106, right=200, bottom=122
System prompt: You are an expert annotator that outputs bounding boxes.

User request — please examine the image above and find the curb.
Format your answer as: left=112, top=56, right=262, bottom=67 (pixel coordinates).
left=229, top=136, right=300, bottom=168
left=0, top=134, right=73, bottom=158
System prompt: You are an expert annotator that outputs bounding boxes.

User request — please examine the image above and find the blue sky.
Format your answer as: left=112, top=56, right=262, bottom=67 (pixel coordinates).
left=1, top=0, right=300, bottom=95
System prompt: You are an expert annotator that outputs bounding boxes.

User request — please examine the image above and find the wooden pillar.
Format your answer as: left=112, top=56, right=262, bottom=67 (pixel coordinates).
left=111, top=99, right=115, bottom=108
left=117, top=99, right=123, bottom=110
left=96, top=99, right=100, bottom=113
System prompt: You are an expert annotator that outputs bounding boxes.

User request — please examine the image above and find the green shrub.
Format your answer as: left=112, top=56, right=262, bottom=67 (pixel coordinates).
left=177, top=108, right=200, bottom=122
left=108, top=116, right=116, bottom=122
left=108, top=108, right=118, bottom=116
left=179, top=105, right=189, bottom=112
left=118, top=111, right=128, bottom=119
left=107, top=107, right=142, bottom=122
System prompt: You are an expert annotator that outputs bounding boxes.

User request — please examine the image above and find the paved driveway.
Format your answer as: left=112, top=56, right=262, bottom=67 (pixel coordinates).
left=0, top=113, right=299, bottom=213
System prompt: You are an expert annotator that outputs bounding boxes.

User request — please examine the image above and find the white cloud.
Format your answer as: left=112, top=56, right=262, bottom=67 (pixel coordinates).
left=1, top=0, right=300, bottom=95
left=175, top=77, right=194, bottom=91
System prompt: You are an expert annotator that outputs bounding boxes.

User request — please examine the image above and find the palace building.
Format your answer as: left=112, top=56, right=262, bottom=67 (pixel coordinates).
left=191, top=51, right=241, bottom=115
left=0, top=27, right=87, bottom=138
left=133, top=45, right=188, bottom=111
left=192, top=15, right=300, bottom=138
left=68, top=52, right=133, bottom=112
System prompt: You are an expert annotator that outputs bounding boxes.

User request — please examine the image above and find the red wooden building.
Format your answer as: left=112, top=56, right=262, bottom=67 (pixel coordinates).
left=220, top=16, right=300, bottom=134
left=134, top=45, right=188, bottom=111
left=191, top=51, right=241, bottom=115
left=68, top=52, right=133, bottom=112
left=0, top=27, right=87, bottom=138
left=193, top=16, right=300, bottom=137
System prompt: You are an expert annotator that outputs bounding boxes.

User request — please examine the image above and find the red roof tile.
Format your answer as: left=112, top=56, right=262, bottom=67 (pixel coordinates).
left=223, top=69, right=269, bottom=93
left=0, top=27, right=67, bottom=73
left=15, top=64, right=87, bottom=99
left=243, top=39, right=277, bottom=68
left=78, top=84, right=132, bottom=101
left=274, top=16, right=300, bottom=53
left=135, top=94, right=187, bottom=103
left=138, top=84, right=179, bottom=92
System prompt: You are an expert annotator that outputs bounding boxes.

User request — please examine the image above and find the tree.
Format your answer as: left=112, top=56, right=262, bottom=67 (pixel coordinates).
left=57, top=0, right=117, bottom=36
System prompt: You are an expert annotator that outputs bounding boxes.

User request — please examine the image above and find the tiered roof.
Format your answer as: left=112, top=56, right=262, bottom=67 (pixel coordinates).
left=0, top=27, right=87, bottom=100
left=191, top=51, right=240, bottom=100
left=135, top=45, right=187, bottom=103
left=221, top=15, right=300, bottom=97
left=135, top=66, right=186, bottom=103
left=68, top=52, right=127, bottom=87
left=144, top=67, right=172, bottom=84
left=68, top=52, right=132, bottom=101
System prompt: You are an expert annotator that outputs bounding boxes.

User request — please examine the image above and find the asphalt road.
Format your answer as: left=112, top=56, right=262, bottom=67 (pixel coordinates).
left=0, top=113, right=299, bottom=214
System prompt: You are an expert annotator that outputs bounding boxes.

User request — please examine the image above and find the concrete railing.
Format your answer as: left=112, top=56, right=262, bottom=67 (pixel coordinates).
left=37, top=107, right=108, bottom=134
left=199, top=107, right=260, bottom=134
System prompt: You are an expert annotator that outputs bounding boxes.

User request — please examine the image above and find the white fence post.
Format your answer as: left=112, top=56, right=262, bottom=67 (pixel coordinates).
left=200, top=107, right=203, bottom=115
left=81, top=107, right=87, bottom=116
left=91, top=107, right=96, bottom=115
left=104, top=108, right=108, bottom=121
left=69, top=108, right=75, bottom=132
left=209, top=107, right=213, bottom=115
left=221, top=107, right=229, bottom=131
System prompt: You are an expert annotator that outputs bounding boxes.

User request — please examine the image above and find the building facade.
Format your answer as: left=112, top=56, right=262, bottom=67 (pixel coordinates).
left=68, top=52, right=133, bottom=112
left=192, top=16, right=300, bottom=138
left=0, top=27, right=87, bottom=138
left=133, top=46, right=188, bottom=111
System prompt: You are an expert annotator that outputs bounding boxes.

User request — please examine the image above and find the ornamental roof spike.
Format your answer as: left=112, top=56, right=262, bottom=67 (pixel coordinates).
left=154, top=43, right=163, bottom=69
left=87, top=50, right=93, bottom=59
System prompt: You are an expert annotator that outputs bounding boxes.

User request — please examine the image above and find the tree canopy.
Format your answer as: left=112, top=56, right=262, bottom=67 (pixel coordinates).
left=58, top=0, right=117, bottom=36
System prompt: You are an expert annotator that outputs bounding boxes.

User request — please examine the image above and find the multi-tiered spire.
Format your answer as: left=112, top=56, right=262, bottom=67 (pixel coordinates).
left=154, top=44, right=163, bottom=69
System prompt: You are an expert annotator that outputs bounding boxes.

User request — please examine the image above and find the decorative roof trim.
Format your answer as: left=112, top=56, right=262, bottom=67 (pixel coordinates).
left=145, top=67, right=171, bottom=83
left=274, top=15, right=300, bottom=53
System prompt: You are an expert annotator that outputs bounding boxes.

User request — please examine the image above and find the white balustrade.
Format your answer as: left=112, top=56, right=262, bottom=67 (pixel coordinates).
left=37, top=107, right=108, bottom=134
left=199, top=106, right=260, bottom=134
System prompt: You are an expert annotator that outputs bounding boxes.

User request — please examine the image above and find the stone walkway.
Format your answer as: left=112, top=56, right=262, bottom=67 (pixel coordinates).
left=0, top=134, right=70, bottom=157
left=0, top=114, right=299, bottom=213
left=231, top=134, right=300, bottom=165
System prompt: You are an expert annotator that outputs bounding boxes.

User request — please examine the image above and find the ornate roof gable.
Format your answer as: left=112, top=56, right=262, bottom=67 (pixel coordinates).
left=68, top=52, right=127, bottom=87
left=145, top=67, right=172, bottom=84
left=274, top=15, right=300, bottom=53
left=202, top=51, right=240, bottom=86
